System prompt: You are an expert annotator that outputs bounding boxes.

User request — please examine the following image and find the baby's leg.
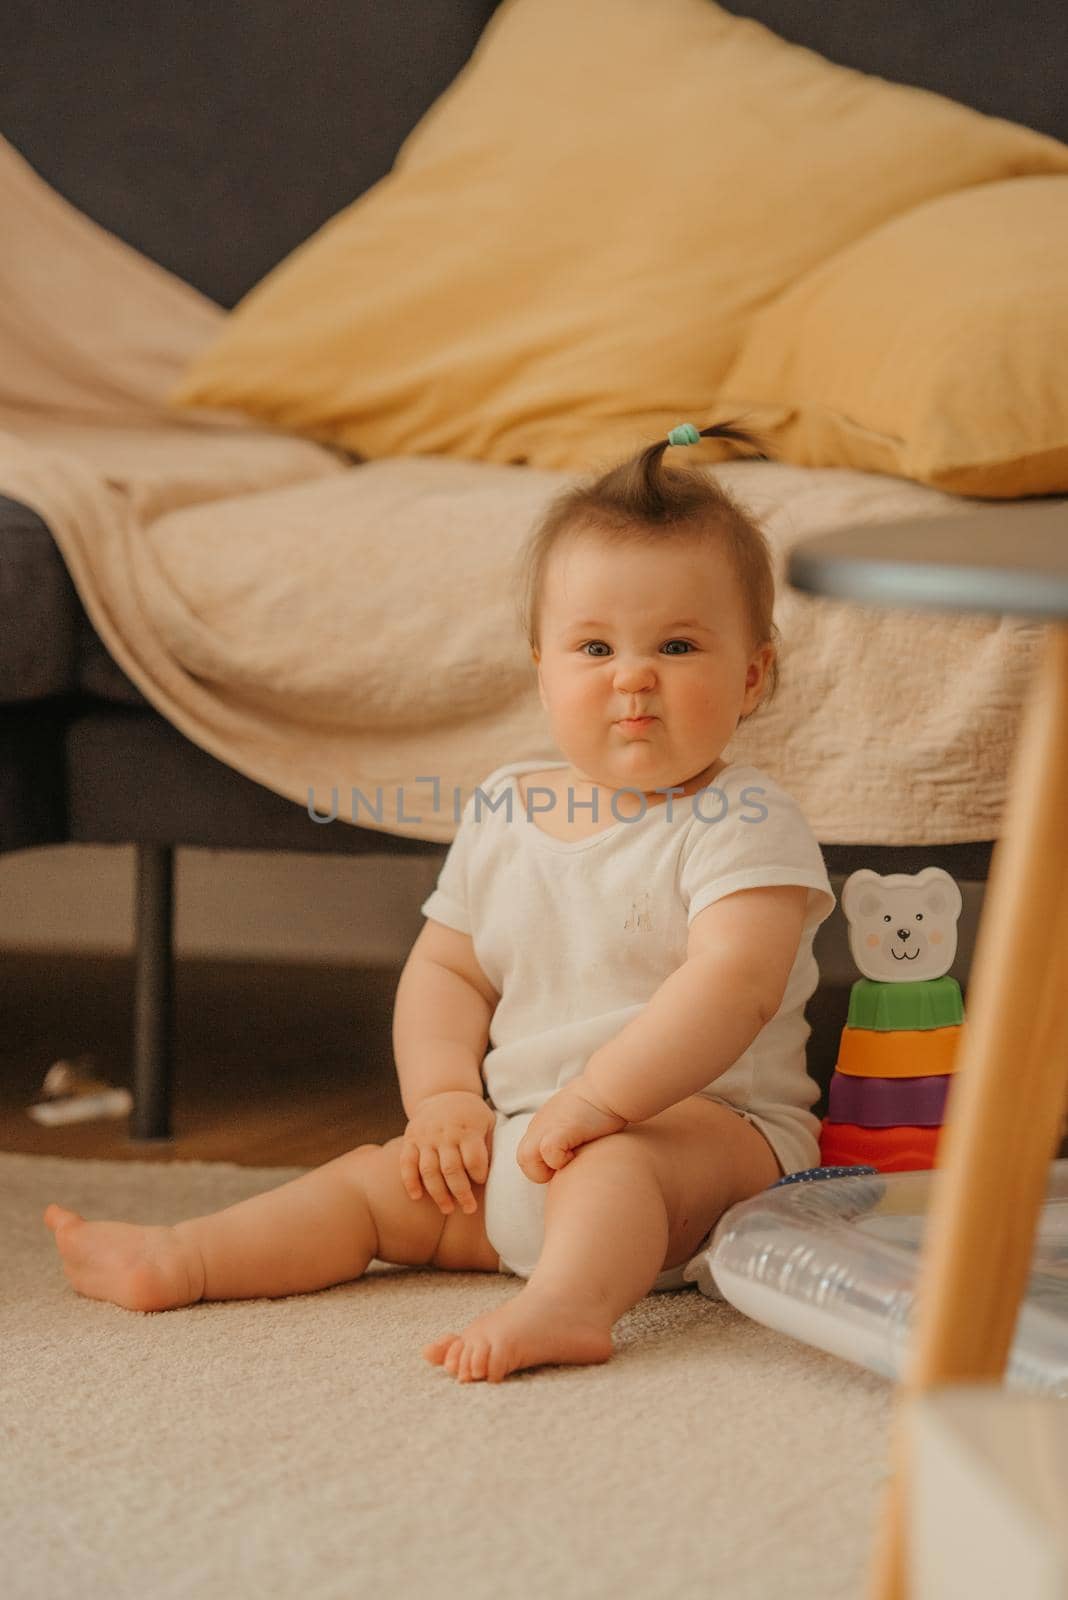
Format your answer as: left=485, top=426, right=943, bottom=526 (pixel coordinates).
left=426, top=1097, right=778, bottom=1382
left=43, top=1138, right=470, bottom=1313
left=425, top=1133, right=663, bottom=1382
left=530, top=1098, right=779, bottom=1324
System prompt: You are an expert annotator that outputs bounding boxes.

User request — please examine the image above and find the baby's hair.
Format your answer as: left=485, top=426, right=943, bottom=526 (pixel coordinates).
left=515, top=419, right=782, bottom=722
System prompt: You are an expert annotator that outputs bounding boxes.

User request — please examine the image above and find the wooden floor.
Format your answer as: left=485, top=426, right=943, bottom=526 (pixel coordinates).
left=0, top=953, right=408, bottom=1167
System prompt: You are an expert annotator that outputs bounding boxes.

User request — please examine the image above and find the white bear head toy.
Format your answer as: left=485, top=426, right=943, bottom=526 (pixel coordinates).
left=840, top=867, right=963, bottom=983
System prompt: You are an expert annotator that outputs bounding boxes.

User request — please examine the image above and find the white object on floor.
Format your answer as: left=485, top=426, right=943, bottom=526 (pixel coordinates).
left=26, top=1054, right=133, bottom=1124
left=27, top=1089, right=133, bottom=1125
left=908, top=1386, right=1068, bottom=1599
left=687, top=1162, right=1068, bottom=1393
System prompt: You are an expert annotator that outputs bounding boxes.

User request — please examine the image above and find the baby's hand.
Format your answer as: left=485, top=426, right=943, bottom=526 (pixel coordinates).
left=516, top=1081, right=628, bottom=1184
left=400, top=1090, right=497, bottom=1215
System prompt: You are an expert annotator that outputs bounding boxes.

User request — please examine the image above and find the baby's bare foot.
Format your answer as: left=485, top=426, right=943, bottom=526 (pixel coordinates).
left=43, top=1204, right=206, bottom=1312
left=423, top=1283, right=613, bottom=1383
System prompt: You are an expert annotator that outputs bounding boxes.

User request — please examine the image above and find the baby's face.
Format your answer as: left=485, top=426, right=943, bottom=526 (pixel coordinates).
left=532, top=530, right=773, bottom=798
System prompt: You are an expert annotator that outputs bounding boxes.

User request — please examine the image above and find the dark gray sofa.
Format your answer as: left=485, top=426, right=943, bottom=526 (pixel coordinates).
left=3, top=1, right=1063, bottom=1139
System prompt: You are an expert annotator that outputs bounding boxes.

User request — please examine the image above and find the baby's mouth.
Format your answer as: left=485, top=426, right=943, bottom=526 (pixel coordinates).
left=890, top=948, right=919, bottom=960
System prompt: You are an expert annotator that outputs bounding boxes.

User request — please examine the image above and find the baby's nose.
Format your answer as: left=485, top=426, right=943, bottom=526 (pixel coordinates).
left=615, top=659, right=656, bottom=683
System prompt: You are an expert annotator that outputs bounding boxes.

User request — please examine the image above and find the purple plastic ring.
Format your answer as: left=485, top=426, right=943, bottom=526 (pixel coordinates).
left=827, top=1071, right=951, bottom=1128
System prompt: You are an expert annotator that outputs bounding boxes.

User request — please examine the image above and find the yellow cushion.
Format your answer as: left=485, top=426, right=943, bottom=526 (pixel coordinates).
left=719, top=176, right=1068, bottom=497
left=171, top=0, right=1068, bottom=474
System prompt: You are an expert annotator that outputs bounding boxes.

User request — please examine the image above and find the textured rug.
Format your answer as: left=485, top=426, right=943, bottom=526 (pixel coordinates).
left=3, top=1152, right=894, bottom=1600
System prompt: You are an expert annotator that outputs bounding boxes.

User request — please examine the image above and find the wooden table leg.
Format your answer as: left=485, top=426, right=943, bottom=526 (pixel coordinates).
left=869, top=624, right=1068, bottom=1599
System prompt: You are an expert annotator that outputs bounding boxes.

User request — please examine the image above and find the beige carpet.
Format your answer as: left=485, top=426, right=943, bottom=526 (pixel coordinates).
left=4, top=1152, right=894, bottom=1600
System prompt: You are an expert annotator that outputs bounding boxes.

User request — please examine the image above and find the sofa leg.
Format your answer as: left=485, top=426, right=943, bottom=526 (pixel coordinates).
left=130, top=844, right=175, bottom=1141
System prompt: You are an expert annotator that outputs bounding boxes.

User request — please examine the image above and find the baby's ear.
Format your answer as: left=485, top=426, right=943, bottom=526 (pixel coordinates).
left=746, top=645, right=770, bottom=686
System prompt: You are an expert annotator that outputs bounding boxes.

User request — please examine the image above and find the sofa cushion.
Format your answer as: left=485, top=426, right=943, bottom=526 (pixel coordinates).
left=0, top=496, right=77, bottom=703
left=170, top=0, right=1068, bottom=475
left=0, top=494, right=148, bottom=708
left=64, top=708, right=446, bottom=855
left=718, top=176, right=1068, bottom=497
left=75, top=612, right=151, bottom=710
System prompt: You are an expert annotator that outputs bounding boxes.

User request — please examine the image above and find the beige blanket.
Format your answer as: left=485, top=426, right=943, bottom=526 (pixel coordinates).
left=1, top=137, right=1046, bottom=847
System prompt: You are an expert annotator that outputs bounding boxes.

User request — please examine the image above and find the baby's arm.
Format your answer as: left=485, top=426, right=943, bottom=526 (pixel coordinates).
left=393, top=919, right=499, bottom=1116
left=578, top=885, right=809, bottom=1124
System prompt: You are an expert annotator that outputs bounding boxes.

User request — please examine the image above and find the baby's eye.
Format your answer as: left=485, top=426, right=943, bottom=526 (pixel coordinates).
left=578, top=639, right=695, bottom=657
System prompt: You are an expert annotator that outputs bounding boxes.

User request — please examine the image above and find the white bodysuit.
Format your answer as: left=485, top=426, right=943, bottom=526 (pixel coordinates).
left=419, top=758, right=837, bottom=1283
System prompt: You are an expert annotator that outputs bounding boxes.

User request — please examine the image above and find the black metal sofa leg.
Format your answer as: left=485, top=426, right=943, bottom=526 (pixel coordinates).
left=131, top=844, right=175, bottom=1141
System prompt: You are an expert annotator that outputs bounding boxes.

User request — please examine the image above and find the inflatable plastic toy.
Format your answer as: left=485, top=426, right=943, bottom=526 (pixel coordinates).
left=820, top=867, right=965, bottom=1172
left=682, top=1161, right=1068, bottom=1394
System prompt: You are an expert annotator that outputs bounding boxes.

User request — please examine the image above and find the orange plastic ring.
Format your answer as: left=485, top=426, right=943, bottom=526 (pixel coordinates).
left=835, top=1024, right=963, bottom=1080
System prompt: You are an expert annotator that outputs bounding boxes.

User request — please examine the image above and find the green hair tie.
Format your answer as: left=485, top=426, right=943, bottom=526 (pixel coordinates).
left=667, top=422, right=701, bottom=447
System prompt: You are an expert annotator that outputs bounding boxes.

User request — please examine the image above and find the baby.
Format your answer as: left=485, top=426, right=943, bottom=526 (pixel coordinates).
left=44, top=418, right=836, bottom=1384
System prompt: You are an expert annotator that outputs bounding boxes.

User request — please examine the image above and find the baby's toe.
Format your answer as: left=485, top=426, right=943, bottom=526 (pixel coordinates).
left=43, top=1203, right=82, bottom=1235
left=465, top=1340, right=491, bottom=1382
left=458, top=1340, right=483, bottom=1383
left=422, top=1333, right=460, bottom=1367
left=487, top=1340, right=515, bottom=1384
